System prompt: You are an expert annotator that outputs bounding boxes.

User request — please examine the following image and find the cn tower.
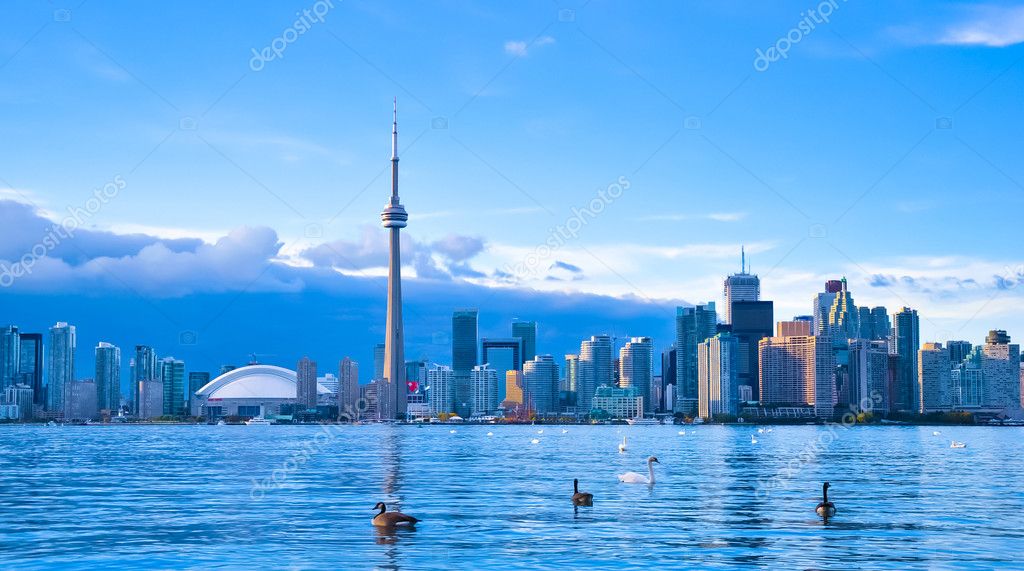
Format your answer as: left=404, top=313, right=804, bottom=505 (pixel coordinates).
left=380, top=99, right=408, bottom=420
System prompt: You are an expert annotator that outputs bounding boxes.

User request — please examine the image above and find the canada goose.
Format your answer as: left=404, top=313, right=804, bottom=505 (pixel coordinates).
left=618, top=456, right=659, bottom=484
left=618, top=437, right=627, bottom=453
left=815, top=482, right=836, bottom=517
left=372, top=502, right=419, bottom=527
left=571, top=478, right=594, bottom=506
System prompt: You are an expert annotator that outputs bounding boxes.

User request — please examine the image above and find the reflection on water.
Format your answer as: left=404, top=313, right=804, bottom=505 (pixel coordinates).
left=1, top=424, right=1023, bottom=569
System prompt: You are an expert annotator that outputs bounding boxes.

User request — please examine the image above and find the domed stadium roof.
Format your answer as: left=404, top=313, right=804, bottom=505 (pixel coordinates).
left=195, top=364, right=330, bottom=399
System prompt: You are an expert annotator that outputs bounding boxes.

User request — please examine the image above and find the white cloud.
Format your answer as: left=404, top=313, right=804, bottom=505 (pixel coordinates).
left=504, top=35, right=555, bottom=57
left=633, top=212, right=748, bottom=222
left=939, top=5, right=1024, bottom=47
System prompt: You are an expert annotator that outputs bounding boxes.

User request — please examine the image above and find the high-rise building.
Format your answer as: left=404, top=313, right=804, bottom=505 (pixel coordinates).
left=18, top=332, right=43, bottom=407
left=947, top=340, right=973, bottom=366
left=660, top=346, right=676, bottom=411
left=981, top=330, right=1021, bottom=412
left=723, top=247, right=760, bottom=325
left=697, top=333, right=739, bottom=420
left=827, top=278, right=859, bottom=341
left=0, top=325, right=20, bottom=389
left=730, top=301, right=773, bottom=402
left=578, top=334, right=612, bottom=412
left=338, top=357, right=359, bottom=418
left=47, top=322, right=76, bottom=414
left=618, top=337, right=653, bottom=414
left=159, top=356, right=185, bottom=416
left=470, top=364, right=499, bottom=417
left=138, top=379, right=163, bottom=419
left=511, top=320, right=537, bottom=364
left=452, top=309, right=479, bottom=417
left=94, top=342, right=121, bottom=413
left=372, top=343, right=385, bottom=380
left=892, top=307, right=920, bottom=412
left=64, top=379, right=97, bottom=421
left=591, top=385, right=644, bottom=419
left=919, top=342, right=952, bottom=412
left=188, top=372, right=210, bottom=415
left=812, top=280, right=843, bottom=335
left=759, top=334, right=836, bottom=418
left=563, top=354, right=579, bottom=395
left=502, top=370, right=525, bottom=418
left=296, top=357, right=318, bottom=411
left=848, top=339, right=890, bottom=412
left=777, top=320, right=812, bottom=337
left=523, top=355, right=559, bottom=415
left=675, top=303, right=718, bottom=414
left=481, top=337, right=522, bottom=403
left=427, top=364, right=454, bottom=416
left=380, top=101, right=409, bottom=421
left=132, top=345, right=159, bottom=413
left=3, top=384, right=34, bottom=421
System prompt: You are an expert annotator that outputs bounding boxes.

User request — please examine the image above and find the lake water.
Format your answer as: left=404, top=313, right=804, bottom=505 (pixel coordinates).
left=0, top=424, right=1021, bottom=570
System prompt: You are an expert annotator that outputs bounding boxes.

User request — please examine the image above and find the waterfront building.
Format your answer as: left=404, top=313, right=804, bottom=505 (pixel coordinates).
left=132, top=345, right=159, bottom=414
left=0, top=325, right=20, bottom=389
left=848, top=339, right=890, bottom=412
left=296, top=357, right=318, bottom=411
left=759, top=334, right=836, bottom=418
left=723, top=247, right=760, bottom=325
left=18, top=332, right=43, bottom=407
left=138, top=380, right=163, bottom=419
left=481, top=337, right=523, bottom=402
left=892, top=307, right=920, bottom=412
left=94, top=342, right=121, bottom=414
left=660, top=345, right=676, bottom=407
left=159, top=357, right=185, bottom=416
left=697, top=333, right=739, bottom=420
left=188, top=372, right=210, bottom=414
left=578, top=335, right=613, bottom=412
left=452, top=309, right=479, bottom=417
left=360, top=382, right=379, bottom=420
left=590, top=385, right=643, bottom=419
left=564, top=354, right=579, bottom=395
left=675, top=303, right=718, bottom=414
left=730, top=300, right=773, bottom=402
left=2, top=384, right=33, bottom=420
left=981, top=330, right=1021, bottom=412
left=523, top=355, right=559, bottom=415
left=511, top=320, right=537, bottom=364
left=64, top=379, right=98, bottom=421
left=427, top=364, right=455, bottom=416
left=618, top=337, right=654, bottom=414
left=47, top=322, right=76, bottom=414
left=470, top=364, right=499, bottom=417
left=338, top=357, right=359, bottom=418
left=919, top=342, right=952, bottom=412
left=191, top=364, right=331, bottom=418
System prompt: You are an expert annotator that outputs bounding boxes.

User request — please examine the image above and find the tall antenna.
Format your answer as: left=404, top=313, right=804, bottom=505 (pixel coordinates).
left=390, top=97, right=399, bottom=200
left=741, top=245, right=746, bottom=273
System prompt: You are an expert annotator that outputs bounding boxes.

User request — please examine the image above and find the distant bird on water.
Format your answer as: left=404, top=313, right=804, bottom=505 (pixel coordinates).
left=372, top=503, right=419, bottom=527
left=618, top=436, right=627, bottom=453
left=571, top=478, right=594, bottom=506
left=815, top=482, right=836, bottom=518
left=618, top=456, right=659, bottom=484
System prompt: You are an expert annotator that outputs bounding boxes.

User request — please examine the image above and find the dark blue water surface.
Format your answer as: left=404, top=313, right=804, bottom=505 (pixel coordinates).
left=1, top=424, right=1021, bottom=569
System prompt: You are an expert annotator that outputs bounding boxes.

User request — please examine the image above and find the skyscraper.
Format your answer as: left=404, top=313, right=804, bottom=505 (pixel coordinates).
left=296, top=357, right=318, bottom=411
left=338, top=357, right=359, bottom=419
left=723, top=247, right=760, bottom=325
left=523, top=355, right=559, bottom=415
left=577, top=334, right=612, bottom=412
left=47, top=322, right=75, bottom=414
left=18, top=332, right=43, bottom=407
left=892, top=307, right=920, bottom=412
left=827, top=278, right=859, bottom=341
left=730, top=300, right=773, bottom=402
left=132, top=345, right=159, bottom=414
left=94, top=342, right=121, bottom=413
left=697, top=333, right=739, bottom=420
left=380, top=100, right=409, bottom=420
left=981, top=330, right=1021, bottom=412
left=481, top=337, right=522, bottom=403
left=511, top=320, right=537, bottom=364
left=503, top=370, right=524, bottom=410
left=660, top=346, right=677, bottom=411
left=563, top=354, right=579, bottom=395
left=759, top=334, right=836, bottom=418
left=372, top=343, right=385, bottom=380
left=0, top=325, right=20, bottom=389
left=919, top=342, right=952, bottom=412
left=618, top=337, right=653, bottom=414
left=187, top=371, right=210, bottom=416
left=427, top=364, right=454, bottom=416
left=675, top=303, right=717, bottom=414
left=848, top=339, right=890, bottom=412
left=159, top=356, right=185, bottom=416
left=470, top=364, right=499, bottom=417
left=452, top=309, right=479, bottom=417
left=947, top=340, right=973, bottom=365
left=812, top=280, right=843, bottom=335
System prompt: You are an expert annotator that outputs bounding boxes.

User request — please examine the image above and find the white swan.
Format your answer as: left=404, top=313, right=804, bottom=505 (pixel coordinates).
left=486, top=432, right=494, bottom=437
left=678, top=430, right=686, bottom=436
left=757, top=428, right=765, bottom=434
left=531, top=438, right=540, bottom=444
left=932, top=431, right=941, bottom=436
left=562, top=429, right=569, bottom=434
left=618, top=456, right=659, bottom=484
left=950, top=440, right=966, bottom=449
left=618, top=436, right=627, bottom=453
left=751, top=434, right=758, bottom=444
left=449, top=429, right=456, bottom=434
left=537, top=429, right=544, bottom=434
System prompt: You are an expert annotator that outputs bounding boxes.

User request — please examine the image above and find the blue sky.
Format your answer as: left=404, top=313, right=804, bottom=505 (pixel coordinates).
left=0, top=0, right=1022, bottom=381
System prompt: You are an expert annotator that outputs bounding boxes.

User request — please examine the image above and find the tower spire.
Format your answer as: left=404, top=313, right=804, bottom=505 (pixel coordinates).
left=391, top=98, right=399, bottom=200
left=741, top=245, right=746, bottom=274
